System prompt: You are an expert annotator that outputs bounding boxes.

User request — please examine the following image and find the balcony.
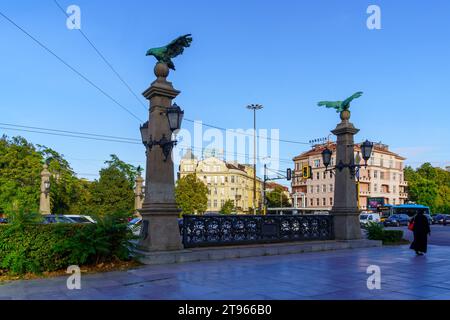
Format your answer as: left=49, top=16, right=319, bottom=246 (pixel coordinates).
left=359, top=190, right=371, bottom=196
left=399, top=192, right=408, bottom=198
left=400, top=181, right=408, bottom=186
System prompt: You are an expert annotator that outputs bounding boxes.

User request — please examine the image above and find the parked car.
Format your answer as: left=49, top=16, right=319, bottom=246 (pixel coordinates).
left=42, top=215, right=76, bottom=224
left=359, top=213, right=381, bottom=227
left=384, top=214, right=410, bottom=227
left=431, top=214, right=445, bottom=224
left=0, top=218, right=8, bottom=224
left=128, top=217, right=142, bottom=237
left=64, top=215, right=96, bottom=224
left=443, top=215, right=450, bottom=226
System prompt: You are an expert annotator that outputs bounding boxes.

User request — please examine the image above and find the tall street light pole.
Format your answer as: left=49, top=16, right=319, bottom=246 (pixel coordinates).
left=246, top=104, right=263, bottom=215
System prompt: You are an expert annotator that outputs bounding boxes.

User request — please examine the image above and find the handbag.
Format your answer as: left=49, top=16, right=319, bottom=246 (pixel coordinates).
left=408, top=220, right=414, bottom=231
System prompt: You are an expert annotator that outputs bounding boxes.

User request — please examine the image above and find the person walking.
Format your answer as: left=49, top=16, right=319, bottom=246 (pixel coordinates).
left=409, top=209, right=431, bottom=256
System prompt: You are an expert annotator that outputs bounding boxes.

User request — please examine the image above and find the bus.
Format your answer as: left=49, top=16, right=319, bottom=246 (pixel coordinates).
left=392, top=204, right=431, bottom=219
left=376, top=205, right=393, bottom=222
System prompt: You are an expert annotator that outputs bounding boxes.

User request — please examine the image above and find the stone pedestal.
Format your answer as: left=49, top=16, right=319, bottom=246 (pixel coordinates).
left=39, top=164, right=51, bottom=215
left=138, top=63, right=183, bottom=252
left=330, top=110, right=361, bottom=240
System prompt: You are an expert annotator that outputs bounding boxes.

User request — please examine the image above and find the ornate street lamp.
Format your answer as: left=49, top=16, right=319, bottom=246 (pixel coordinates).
left=140, top=103, right=184, bottom=161
left=321, top=140, right=374, bottom=178
left=322, top=148, right=333, bottom=169
left=360, top=140, right=374, bottom=165
left=166, top=103, right=184, bottom=132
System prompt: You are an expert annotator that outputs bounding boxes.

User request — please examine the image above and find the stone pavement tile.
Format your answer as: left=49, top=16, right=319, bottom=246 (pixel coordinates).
left=370, top=291, right=423, bottom=300
left=391, top=285, right=450, bottom=298
left=24, top=291, right=69, bottom=300
left=308, top=289, right=374, bottom=300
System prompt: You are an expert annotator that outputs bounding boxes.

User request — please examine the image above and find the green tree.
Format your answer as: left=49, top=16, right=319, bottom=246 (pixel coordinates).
left=0, top=136, right=42, bottom=214
left=175, top=174, right=208, bottom=215
left=266, top=186, right=290, bottom=208
left=90, top=161, right=135, bottom=217
left=405, top=163, right=450, bottom=214
left=220, top=199, right=235, bottom=214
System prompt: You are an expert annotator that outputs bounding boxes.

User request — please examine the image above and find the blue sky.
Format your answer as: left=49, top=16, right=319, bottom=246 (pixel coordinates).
left=1, top=0, right=449, bottom=183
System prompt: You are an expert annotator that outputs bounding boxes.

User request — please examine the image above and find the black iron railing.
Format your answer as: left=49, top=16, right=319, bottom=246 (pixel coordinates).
left=182, top=214, right=334, bottom=248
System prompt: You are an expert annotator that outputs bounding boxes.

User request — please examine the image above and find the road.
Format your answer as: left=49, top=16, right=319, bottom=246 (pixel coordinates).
left=386, top=224, right=450, bottom=246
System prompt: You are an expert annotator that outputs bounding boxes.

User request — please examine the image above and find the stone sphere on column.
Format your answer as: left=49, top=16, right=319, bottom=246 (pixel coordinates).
left=340, top=110, right=351, bottom=121
left=154, top=62, right=169, bottom=78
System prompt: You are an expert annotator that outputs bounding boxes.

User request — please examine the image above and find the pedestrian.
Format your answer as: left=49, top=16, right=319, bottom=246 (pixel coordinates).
left=409, top=209, right=431, bottom=256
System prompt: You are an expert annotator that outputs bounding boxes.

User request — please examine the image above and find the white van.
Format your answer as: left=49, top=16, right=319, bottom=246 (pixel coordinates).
left=359, top=212, right=381, bottom=226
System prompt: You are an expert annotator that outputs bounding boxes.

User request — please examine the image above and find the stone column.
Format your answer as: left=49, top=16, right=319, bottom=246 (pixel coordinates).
left=134, top=174, right=144, bottom=217
left=138, top=63, right=183, bottom=251
left=39, top=164, right=51, bottom=215
left=330, top=110, right=362, bottom=240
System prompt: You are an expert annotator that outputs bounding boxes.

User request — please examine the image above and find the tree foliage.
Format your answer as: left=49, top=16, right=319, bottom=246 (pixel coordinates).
left=405, top=163, right=450, bottom=214
left=220, top=199, right=235, bottom=214
left=266, top=186, right=290, bottom=208
left=175, top=173, right=208, bottom=215
left=0, top=135, right=137, bottom=217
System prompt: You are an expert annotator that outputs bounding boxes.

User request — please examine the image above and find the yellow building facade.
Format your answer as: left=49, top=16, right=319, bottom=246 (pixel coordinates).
left=179, top=150, right=263, bottom=214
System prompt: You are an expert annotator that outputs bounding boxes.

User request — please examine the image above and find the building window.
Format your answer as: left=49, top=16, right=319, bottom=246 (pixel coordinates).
left=330, top=184, right=333, bottom=193
left=221, top=200, right=225, bottom=207
left=214, top=188, right=218, bottom=195
left=207, top=200, right=211, bottom=208
left=393, top=173, right=396, bottom=180
left=213, top=200, right=218, bottom=208
left=316, top=198, right=320, bottom=206
left=393, top=186, right=396, bottom=193
left=380, top=171, right=385, bottom=180
left=310, top=198, right=314, bottom=206
left=322, top=198, right=326, bottom=206
left=323, top=171, right=327, bottom=179
left=316, top=185, right=320, bottom=193
left=374, top=171, right=378, bottom=179
left=322, top=184, right=326, bottom=193
left=316, top=172, right=320, bottom=180
left=374, top=184, right=378, bottom=192
left=314, top=159, right=321, bottom=168
left=231, top=176, right=235, bottom=183
left=380, top=159, right=384, bottom=167
left=330, top=197, right=333, bottom=206
left=389, top=160, right=393, bottom=168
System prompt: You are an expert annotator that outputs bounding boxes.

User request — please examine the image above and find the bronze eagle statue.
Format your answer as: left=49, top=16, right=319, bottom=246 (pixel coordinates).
left=317, top=91, right=363, bottom=113
left=146, top=34, right=193, bottom=70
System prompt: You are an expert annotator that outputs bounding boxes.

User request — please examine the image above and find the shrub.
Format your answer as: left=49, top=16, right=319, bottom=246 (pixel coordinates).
left=382, top=230, right=404, bottom=243
left=365, top=222, right=405, bottom=244
left=366, top=222, right=384, bottom=240
left=0, top=212, right=137, bottom=275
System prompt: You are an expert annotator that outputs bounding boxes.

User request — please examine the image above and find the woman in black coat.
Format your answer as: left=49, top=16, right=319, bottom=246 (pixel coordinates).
left=410, top=210, right=431, bottom=255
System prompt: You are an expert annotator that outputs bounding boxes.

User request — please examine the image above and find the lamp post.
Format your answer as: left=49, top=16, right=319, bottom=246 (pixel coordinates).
left=39, top=164, right=51, bottom=215
left=246, top=103, right=263, bottom=215
left=138, top=62, right=184, bottom=252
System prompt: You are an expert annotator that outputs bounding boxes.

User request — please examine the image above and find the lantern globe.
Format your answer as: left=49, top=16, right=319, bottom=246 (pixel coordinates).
left=140, top=121, right=149, bottom=145
left=361, top=140, right=374, bottom=162
left=321, top=148, right=333, bottom=168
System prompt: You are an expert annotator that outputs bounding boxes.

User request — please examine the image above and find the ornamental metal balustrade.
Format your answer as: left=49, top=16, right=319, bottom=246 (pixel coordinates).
left=182, top=214, right=334, bottom=248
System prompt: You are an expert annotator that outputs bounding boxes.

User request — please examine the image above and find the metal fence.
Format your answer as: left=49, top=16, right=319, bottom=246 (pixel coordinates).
left=182, top=214, right=334, bottom=248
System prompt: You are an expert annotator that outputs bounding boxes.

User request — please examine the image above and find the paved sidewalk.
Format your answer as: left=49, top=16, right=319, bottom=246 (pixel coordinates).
left=1, top=245, right=450, bottom=300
